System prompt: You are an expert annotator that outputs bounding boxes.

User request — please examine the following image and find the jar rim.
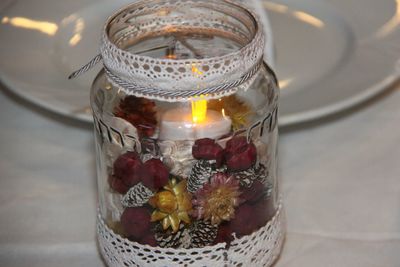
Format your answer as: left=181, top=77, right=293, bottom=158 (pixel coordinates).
left=99, top=0, right=265, bottom=100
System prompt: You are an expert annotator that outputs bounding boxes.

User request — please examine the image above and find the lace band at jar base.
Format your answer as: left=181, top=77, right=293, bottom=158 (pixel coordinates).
left=97, top=202, right=285, bottom=267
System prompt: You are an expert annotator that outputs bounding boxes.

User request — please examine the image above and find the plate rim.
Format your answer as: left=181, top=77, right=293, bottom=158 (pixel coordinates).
left=0, top=0, right=399, bottom=126
left=279, top=66, right=400, bottom=126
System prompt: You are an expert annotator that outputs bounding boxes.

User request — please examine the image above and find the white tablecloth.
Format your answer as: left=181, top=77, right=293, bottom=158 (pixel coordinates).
left=0, top=83, right=399, bottom=267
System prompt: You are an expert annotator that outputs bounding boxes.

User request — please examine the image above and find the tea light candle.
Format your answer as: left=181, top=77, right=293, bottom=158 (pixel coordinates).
left=159, top=108, right=232, bottom=141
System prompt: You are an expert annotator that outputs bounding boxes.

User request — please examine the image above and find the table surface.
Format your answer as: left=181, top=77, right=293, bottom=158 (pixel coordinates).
left=0, top=81, right=399, bottom=267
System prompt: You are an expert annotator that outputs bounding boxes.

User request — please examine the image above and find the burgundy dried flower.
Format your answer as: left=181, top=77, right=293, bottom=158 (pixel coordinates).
left=141, top=158, right=169, bottom=191
left=240, top=180, right=265, bottom=204
left=192, top=138, right=224, bottom=166
left=121, top=207, right=152, bottom=239
left=109, top=175, right=130, bottom=194
left=213, top=224, right=234, bottom=245
left=229, top=204, right=259, bottom=237
left=114, top=96, right=157, bottom=138
left=140, top=234, right=158, bottom=247
left=253, top=197, right=275, bottom=228
left=225, top=136, right=257, bottom=171
left=113, top=151, right=143, bottom=187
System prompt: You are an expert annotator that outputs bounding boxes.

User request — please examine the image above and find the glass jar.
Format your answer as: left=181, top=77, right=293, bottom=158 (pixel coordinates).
left=89, top=0, right=283, bottom=266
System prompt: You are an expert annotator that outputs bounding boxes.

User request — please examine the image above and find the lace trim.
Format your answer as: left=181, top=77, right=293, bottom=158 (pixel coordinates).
left=70, top=0, right=265, bottom=102
left=97, top=201, right=285, bottom=267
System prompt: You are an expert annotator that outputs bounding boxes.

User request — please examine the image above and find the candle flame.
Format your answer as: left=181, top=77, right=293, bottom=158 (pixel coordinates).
left=191, top=98, right=207, bottom=123
left=191, top=64, right=203, bottom=77
left=165, top=53, right=177, bottom=59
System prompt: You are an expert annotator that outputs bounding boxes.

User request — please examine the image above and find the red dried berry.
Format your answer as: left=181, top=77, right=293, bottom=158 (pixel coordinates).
left=192, top=138, right=224, bottom=166
left=113, top=152, right=143, bottom=187
left=114, top=96, right=157, bottom=138
left=225, top=136, right=248, bottom=151
left=121, top=207, right=151, bottom=239
left=109, top=175, right=130, bottom=194
left=141, top=159, right=169, bottom=191
left=213, top=224, right=234, bottom=245
left=240, top=180, right=265, bottom=204
left=140, top=234, right=158, bottom=247
left=230, top=204, right=259, bottom=237
left=254, top=197, right=275, bottom=228
left=225, top=136, right=257, bottom=171
left=194, top=138, right=215, bottom=146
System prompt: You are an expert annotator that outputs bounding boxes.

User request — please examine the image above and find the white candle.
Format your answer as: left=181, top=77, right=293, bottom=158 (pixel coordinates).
left=159, top=109, right=232, bottom=141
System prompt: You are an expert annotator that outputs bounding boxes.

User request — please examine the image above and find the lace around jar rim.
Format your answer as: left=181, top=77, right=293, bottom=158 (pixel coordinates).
left=71, top=0, right=265, bottom=101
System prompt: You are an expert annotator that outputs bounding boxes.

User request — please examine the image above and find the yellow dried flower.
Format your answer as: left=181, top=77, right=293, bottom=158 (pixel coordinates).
left=149, top=178, right=192, bottom=233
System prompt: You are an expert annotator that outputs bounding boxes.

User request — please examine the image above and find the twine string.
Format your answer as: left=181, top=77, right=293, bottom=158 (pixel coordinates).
left=68, top=55, right=263, bottom=99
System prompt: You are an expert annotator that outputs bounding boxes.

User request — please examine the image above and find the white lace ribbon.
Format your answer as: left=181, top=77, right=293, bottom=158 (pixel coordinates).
left=97, top=201, right=285, bottom=267
left=69, top=0, right=266, bottom=101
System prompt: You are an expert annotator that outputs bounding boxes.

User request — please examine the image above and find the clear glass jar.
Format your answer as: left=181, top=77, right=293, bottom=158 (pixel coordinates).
left=90, top=0, right=283, bottom=266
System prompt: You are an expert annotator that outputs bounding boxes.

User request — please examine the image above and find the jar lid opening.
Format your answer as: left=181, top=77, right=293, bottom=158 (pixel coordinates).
left=106, top=0, right=259, bottom=60
left=100, top=0, right=265, bottom=100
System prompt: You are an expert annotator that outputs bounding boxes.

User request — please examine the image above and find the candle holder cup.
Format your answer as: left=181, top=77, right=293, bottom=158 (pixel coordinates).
left=72, top=0, right=284, bottom=266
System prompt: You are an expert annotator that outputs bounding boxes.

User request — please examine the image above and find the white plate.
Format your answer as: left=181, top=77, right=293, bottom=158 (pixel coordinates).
left=267, top=0, right=400, bottom=125
left=0, top=0, right=399, bottom=126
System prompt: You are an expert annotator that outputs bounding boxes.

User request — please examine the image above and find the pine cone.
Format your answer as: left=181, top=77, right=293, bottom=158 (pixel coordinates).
left=264, top=182, right=273, bottom=198
left=121, top=183, right=154, bottom=207
left=154, top=223, right=191, bottom=248
left=141, top=138, right=161, bottom=160
left=233, top=164, right=268, bottom=188
left=187, top=160, right=215, bottom=193
left=114, top=96, right=157, bottom=138
left=154, top=220, right=218, bottom=248
left=255, top=164, right=269, bottom=184
left=189, top=220, right=218, bottom=248
left=140, top=153, right=157, bottom=163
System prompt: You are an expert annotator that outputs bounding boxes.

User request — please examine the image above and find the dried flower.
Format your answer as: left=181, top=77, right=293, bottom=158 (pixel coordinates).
left=192, top=173, right=241, bottom=225
left=225, top=136, right=257, bottom=171
left=114, top=95, right=157, bottom=138
left=109, top=175, right=130, bottom=194
left=192, top=138, right=224, bottom=167
left=112, top=151, right=143, bottom=190
left=140, top=234, right=157, bottom=247
left=208, top=95, right=253, bottom=130
left=141, top=159, right=169, bottom=191
left=253, top=197, right=275, bottom=228
left=229, top=204, right=259, bottom=237
left=213, top=223, right=234, bottom=245
left=121, top=207, right=152, bottom=239
left=240, top=180, right=265, bottom=203
left=149, top=178, right=192, bottom=233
